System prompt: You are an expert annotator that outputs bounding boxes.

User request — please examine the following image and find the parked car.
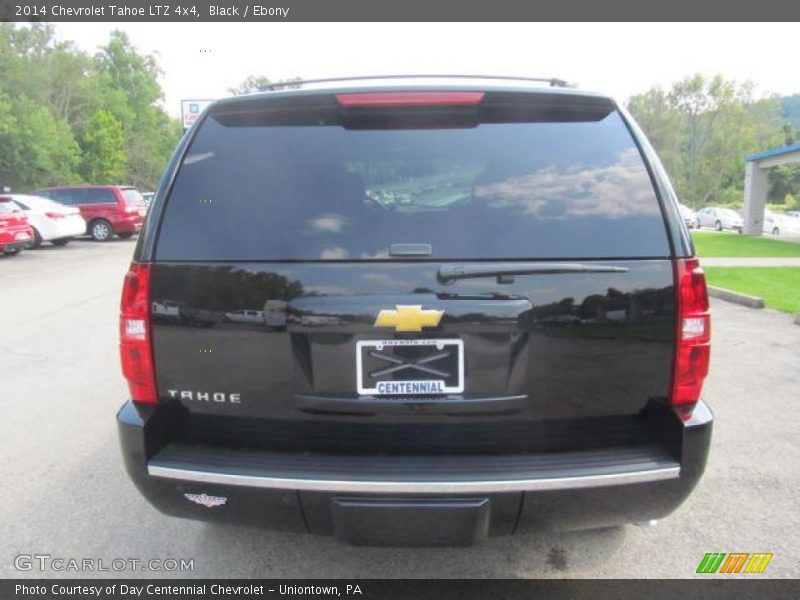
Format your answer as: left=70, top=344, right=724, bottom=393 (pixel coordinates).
left=697, top=207, right=743, bottom=232
left=678, top=203, right=700, bottom=229
left=6, top=194, right=86, bottom=247
left=33, top=185, right=147, bottom=241
left=224, top=309, right=266, bottom=324
left=264, top=299, right=288, bottom=327
left=117, top=76, right=712, bottom=546
left=764, top=210, right=800, bottom=236
left=785, top=211, right=800, bottom=219
left=152, top=300, right=184, bottom=320
left=0, top=196, right=35, bottom=255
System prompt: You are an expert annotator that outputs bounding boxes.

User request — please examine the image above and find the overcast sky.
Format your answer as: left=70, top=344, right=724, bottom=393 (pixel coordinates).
left=55, top=22, right=800, bottom=118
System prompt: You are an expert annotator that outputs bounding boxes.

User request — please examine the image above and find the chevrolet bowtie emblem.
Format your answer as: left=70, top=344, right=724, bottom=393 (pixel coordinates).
left=374, top=305, right=444, bottom=332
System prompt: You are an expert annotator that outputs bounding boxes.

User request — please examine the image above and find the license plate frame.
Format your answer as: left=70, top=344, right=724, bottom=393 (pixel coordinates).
left=356, top=338, right=464, bottom=396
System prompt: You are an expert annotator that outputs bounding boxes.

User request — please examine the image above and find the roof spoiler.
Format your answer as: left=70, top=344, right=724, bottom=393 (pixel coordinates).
left=258, top=75, right=576, bottom=92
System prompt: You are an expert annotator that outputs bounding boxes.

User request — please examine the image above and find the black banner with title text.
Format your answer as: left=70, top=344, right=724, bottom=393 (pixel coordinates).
left=2, top=0, right=800, bottom=22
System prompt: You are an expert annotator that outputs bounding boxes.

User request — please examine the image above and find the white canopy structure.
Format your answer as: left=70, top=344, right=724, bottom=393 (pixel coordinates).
left=743, top=143, right=800, bottom=235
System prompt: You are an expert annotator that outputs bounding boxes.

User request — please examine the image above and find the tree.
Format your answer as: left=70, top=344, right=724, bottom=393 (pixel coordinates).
left=781, top=94, right=800, bottom=131
left=0, top=24, right=182, bottom=191
left=93, top=30, right=181, bottom=188
left=0, top=93, right=81, bottom=189
left=95, top=30, right=162, bottom=111
left=769, top=164, right=800, bottom=206
left=228, top=75, right=273, bottom=95
left=627, top=87, right=683, bottom=182
left=228, top=75, right=302, bottom=95
left=628, top=74, right=786, bottom=208
left=78, top=109, right=126, bottom=183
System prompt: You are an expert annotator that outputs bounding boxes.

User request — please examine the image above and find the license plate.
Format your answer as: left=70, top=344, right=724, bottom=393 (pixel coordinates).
left=356, top=339, right=464, bottom=396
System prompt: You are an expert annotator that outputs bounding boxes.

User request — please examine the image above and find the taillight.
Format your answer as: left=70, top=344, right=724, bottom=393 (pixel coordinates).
left=671, top=258, right=711, bottom=418
left=336, top=91, right=485, bottom=108
left=45, top=211, right=65, bottom=219
left=120, top=262, right=158, bottom=404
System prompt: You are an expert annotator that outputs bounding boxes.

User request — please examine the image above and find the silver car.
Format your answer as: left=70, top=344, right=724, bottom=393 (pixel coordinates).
left=764, top=210, right=800, bottom=236
left=697, top=207, right=743, bottom=232
left=678, top=203, right=700, bottom=229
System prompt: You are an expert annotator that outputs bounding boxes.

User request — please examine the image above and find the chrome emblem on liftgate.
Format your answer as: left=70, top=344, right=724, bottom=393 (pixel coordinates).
left=184, top=493, right=227, bottom=508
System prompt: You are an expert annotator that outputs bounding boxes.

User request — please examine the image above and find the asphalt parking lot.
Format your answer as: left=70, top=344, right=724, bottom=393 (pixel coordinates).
left=1, top=240, right=798, bottom=579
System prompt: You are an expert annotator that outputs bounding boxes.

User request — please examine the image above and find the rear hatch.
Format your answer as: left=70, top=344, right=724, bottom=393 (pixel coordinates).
left=121, top=188, right=148, bottom=218
left=148, top=89, right=677, bottom=454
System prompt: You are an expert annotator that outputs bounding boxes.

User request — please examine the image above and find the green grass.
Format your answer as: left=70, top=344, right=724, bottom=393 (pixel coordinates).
left=691, top=231, right=800, bottom=257
left=704, top=267, right=800, bottom=313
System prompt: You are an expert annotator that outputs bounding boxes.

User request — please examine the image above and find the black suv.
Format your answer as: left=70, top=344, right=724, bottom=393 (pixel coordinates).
left=117, top=76, right=712, bottom=546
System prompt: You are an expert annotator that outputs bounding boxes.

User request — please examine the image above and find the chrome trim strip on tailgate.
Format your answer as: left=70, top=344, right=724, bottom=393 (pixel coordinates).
left=147, top=464, right=680, bottom=493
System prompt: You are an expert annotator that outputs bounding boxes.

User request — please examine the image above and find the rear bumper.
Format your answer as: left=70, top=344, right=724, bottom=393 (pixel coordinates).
left=0, top=238, right=33, bottom=252
left=112, top=216, right=143, bottom=234
left=117, top=401, right=712, bottom=545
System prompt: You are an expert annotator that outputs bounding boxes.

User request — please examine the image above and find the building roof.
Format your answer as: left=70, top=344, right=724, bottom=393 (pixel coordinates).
left=747, top=142, right=800, bottom=162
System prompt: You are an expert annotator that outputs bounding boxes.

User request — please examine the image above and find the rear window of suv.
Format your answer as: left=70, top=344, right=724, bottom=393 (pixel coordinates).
left=156, top=95, right=669, bottom=261
left=122, top=189, right=145, bottom=205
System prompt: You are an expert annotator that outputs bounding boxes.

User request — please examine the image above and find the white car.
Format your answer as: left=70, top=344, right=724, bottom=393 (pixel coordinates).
left=696, top=207, right=743, bottom=232
left=678, top=203, right=700, bottom=229
left=224, top=309, right=265, bottom=324
left=764, top=210, right=800, bottom=236
left=8, top=194, right=86, bottom=247
left=264, top=299, right=288, bottom=327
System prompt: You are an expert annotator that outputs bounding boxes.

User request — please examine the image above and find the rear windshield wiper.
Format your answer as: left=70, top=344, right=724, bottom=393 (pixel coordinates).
left=437, top=262, right=628, bottom=284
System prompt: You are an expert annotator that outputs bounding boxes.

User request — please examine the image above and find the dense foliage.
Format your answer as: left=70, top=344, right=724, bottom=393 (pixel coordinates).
left=0, top=23, right=181, bottom=192
left=781, top=93, right=800, bottom=131
left=627, top=74, right=800, bottom=210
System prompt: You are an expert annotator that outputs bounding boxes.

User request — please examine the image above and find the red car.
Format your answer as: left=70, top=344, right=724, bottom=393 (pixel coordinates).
left=0, top=196, right=35, bottom=255
left=33, top=185, right=147, bottom=241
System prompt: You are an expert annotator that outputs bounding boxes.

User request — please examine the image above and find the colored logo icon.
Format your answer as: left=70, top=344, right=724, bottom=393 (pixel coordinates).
left=696, top=552, right=773, bottom=574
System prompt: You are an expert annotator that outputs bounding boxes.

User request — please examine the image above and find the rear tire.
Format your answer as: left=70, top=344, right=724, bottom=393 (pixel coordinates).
left=3, top=248, right=21, bottom=255
left=51, top=238, right=70, bottom=246
left=90, top=219, right=113, bottom=242
left=118, top=232, right=134, bottom=240
left=31, top=228, right=42, bottom=248
left=714, top=221, right=722, bottom=231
